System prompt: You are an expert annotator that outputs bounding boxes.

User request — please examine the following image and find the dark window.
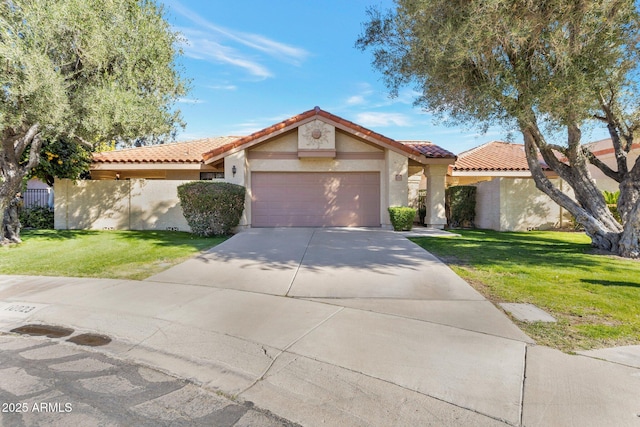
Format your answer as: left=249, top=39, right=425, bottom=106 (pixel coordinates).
left=200, top=172, right=224, bottom=180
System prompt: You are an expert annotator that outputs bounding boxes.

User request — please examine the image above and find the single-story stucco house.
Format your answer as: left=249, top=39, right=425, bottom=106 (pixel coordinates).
left=443, top=139, right=640, bottom=231
left=55, top=107, right=456, bottom=231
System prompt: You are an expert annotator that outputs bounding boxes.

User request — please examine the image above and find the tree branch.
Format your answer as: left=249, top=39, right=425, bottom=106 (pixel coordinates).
left=14, top=124, right=40, bottom=158
left=583, top=147, right=622, bottom=182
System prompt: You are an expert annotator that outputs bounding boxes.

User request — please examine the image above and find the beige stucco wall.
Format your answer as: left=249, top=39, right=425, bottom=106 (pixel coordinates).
left=474, top=177, right=567, bottom=231
left=474, top=178, right=501, bottom=231
left=224, top=151, right=249, bottom=227
left=424, top=164, right=448, bottom=228
left=55, top=179, right=191, bottom=232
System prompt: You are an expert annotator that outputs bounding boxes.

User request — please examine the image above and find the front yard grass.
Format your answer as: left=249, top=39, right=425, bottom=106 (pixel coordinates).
left=410, top=230, right=640, bottom=352
left=0, top=230, right=226, bottom=280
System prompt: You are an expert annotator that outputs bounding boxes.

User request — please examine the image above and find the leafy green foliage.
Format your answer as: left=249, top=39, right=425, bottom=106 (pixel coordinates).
left=19, top=206, right=54, bottom=229
left=603, top=190, right=622, bottom=224
left=28, top=139, right=92, bottom=186
left=357, top=1, right=640, bottom=256
left=0, top=0, right=188, bottom=231
left=446, top=186, right=476, bottom=228
left=388, top=206, right=416, bottom=231
left=178, top=182, right=246, bottom=236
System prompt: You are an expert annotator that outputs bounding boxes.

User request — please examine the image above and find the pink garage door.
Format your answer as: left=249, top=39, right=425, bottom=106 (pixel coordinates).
left=251, top=172, right=381, bottom=227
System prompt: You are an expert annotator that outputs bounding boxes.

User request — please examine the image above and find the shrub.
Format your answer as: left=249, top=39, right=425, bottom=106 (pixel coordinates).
left=19, top=206, right=54, bottom=229
left=388, top=206, right=416, bottom=231
left=446, top=186, right=476, bottom=228
left=603, top=190, right=621, bottom=223
left=177, top=181, right=246, bottom=236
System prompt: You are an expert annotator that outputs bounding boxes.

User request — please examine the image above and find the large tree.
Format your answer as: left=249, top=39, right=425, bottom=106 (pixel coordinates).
left=357, top=0, right=640, bottom=257
left=0, top=0, right=187, bottom=243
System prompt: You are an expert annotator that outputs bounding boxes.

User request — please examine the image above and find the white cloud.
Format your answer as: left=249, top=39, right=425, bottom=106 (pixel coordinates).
left=177, top=97, right=206, bottom=104
left=355, top=112, right=411, bottom=127
left=207, top=84, right=237, bottom=91
left=170, top=1, right=309, bottom=78
left=346, top=95, right=366, bottom=105
left=178, top=28, right=273, bottom=79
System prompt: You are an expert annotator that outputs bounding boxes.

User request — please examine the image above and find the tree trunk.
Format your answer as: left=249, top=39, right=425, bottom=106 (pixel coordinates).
left=1, top=125, right=42, bottom=244
left=618, top=173, right=640, bottom=258
left=521, top=126, right=623, bottom=252
left=0, top=175, right=24, bottom=245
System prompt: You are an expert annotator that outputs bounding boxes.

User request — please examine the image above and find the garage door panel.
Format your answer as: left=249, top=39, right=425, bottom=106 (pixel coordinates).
left=251, top=172, right=380, bottom=227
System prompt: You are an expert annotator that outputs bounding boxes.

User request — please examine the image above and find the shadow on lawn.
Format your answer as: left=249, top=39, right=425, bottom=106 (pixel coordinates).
left=22, top=229, right=224, bottom=251
left=581, top=279, right=640, bottom=289
left=22, top=229, right=101, bottom=240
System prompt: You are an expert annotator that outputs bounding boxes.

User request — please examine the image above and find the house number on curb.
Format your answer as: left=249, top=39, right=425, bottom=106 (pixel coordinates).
left=3, top=304, right=37, bottom=314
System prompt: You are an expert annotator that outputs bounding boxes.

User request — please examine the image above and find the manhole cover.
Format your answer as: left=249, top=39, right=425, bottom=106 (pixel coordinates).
left=67, top=333, right=111, bottom=347
left=11, top=324, right=74, bottom=338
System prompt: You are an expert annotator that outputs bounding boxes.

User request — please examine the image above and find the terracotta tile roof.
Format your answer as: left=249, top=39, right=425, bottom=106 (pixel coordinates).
left=201, top=107, right=455, bottom=162
left=400, top=141, right=456, bottom=158
left=92, top=107, right=457, bottom=165
left=452, top=141, right=540, bottom=172
left=92, top=137, right=240, bottom=164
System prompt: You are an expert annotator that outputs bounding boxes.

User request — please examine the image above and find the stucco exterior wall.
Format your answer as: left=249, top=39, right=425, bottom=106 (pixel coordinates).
left=474, top=179, right=501, bottom=230
left=54, top=179, right=191, bottom=232
left=474, top=177, right=568, bottom=231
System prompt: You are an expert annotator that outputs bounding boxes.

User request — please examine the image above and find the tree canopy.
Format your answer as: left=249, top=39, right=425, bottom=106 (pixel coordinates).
left=358, top=0, right=640, bottom=257
left=0, top=0, right=187, bottom=242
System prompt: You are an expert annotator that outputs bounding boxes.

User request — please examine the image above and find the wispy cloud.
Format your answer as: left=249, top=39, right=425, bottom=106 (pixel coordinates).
left=355, top=112, right=411, bottom=127
left=344, top=83, right=374, bottom=106
left=170, top=1, right=309, bottom=78
left=207, top=84, right=237, bottom=91
left=178, top=28, right=273, bottom=79
left=177, top=97, right=206, bottom=104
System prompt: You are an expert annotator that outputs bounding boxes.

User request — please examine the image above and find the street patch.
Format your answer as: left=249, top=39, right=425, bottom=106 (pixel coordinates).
left=11, top=324, right=74, bottom=338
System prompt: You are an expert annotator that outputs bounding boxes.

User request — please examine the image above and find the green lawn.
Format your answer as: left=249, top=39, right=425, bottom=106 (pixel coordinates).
left=410, top=230, right=640, bottom=352
left=0, top=230, right=226, bottom=280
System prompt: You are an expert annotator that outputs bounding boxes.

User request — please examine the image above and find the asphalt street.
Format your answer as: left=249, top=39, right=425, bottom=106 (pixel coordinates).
left=0, top=333, right=298, bottom=427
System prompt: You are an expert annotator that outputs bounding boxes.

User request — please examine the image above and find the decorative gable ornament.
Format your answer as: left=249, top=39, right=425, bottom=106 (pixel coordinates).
left=298, top=119, right=336, bottom=158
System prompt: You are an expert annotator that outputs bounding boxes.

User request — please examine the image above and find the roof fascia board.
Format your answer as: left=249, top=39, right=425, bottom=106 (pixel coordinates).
left=91, top=163, right=216, bottom=171
left=450, top=170, right=558, bottom=178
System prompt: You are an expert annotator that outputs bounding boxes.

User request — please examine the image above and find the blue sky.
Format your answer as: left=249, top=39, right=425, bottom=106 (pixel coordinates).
left=162, top=0, right=609, bottom=155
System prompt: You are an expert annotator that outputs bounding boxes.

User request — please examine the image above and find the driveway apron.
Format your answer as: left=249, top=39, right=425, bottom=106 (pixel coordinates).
left=148, top=228, right=532, bottom=424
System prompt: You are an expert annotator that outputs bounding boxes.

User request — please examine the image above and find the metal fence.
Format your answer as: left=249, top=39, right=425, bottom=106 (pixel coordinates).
left=23, top=189, right=51, bottom=208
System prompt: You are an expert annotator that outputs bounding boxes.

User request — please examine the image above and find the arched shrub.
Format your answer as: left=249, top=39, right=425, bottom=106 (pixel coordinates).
left=177, top=182, right=246, bottom=236
left=388, top=206, right=416, bottom=231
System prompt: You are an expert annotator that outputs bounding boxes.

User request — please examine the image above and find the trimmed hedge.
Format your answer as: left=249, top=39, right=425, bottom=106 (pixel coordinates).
left=446, top=186, right=476, bottom=228
left=388, top=206, right=416, bottom=231
left=177, top=181, right=246, bottom=236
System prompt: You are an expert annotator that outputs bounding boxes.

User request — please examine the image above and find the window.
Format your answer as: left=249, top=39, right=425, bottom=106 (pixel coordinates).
left=200, top=172, right=224, bottom=180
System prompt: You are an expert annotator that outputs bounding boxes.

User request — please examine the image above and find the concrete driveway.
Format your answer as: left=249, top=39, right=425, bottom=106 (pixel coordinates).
left=1, top=228, right=639, bottom=426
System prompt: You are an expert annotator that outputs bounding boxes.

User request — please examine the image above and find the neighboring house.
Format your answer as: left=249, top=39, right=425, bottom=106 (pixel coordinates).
left=444, top=139, right=640, bottom=232
left=56, top=107, right=456, bottom=231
